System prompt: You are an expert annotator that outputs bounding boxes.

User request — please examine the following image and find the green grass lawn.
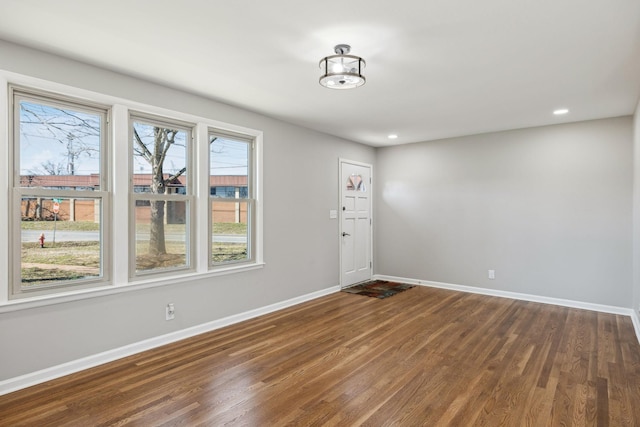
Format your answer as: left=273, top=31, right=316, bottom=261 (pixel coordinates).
left=21, top=220, right=247, bottom=235
left=21, top=220, right=100, bottom=231
left=20, top=220, right=248, bottom=283
left=22, top=267, right=90, bottom=283
left=135, top=240, right=187, bottom=271
left=21, top=241, right=100, bottom=285
left=213, top=222, right=247, bottom=235
left=22, top=241, right=100, bottom=266
left=212, top=243, right=248, bottom=263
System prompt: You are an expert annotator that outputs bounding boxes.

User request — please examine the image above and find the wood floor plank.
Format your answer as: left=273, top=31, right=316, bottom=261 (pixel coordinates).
left=1, top=286, right=639, bottom=426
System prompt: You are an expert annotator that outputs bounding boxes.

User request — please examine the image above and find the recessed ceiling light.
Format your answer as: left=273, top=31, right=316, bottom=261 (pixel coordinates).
left=388, top=134, right=398, bottom=139
left=553, top=108, right=569, bottom=115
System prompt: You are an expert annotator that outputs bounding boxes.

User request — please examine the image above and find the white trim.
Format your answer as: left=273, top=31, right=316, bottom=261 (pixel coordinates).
left=112, top=104, right=130, bottom=286
left=196, top=123, right=210, bottom=273
left=375, top=274, right=640, bottom=344
left=2, top=279, right=637, bottom=396
left=0, top=75, right=9, bottom=304
left=0, top=70, right=265, bottom=308
left=253, top=132, right=264, bottom=265
left=0, top=285, right=340, bottom=396
left=632, top=309, right=640, bottom=343
left=0, top=262, right=266, bottom=314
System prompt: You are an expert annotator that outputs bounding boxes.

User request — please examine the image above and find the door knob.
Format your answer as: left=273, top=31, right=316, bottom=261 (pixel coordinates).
left=342, top=232, right=350, bottom=237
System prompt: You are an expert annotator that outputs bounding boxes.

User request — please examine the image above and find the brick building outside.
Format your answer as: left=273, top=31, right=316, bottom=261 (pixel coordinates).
left=20, top=174, right=248, bottom=225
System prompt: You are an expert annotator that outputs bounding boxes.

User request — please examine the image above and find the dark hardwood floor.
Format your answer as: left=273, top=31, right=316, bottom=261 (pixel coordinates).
left=1, top=286, right=639, bottom=426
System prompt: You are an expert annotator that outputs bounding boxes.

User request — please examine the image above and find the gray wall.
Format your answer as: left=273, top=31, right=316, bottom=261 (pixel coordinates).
left=634, top=99, right=640, bottom=316
left=1, top=38, right=636, bottom=385
left=0, top=41, right=375, bottom=381
left=375, top=118, right=633, bottom=307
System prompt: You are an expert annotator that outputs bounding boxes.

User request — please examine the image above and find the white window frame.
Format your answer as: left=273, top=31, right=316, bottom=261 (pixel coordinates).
left=128, top=112, right=196, bottom=279
left=209, top=129, right=256, bottom=268
left=0, top=71, right=264, bottom=311
left=8, top=86, right=111, bottom=299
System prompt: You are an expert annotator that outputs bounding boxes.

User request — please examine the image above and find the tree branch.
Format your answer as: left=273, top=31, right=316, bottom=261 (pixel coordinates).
left=157, top=128, right=178, bottom=167
left=133, top=128, right=153, bottom=161
left=165, top=167, right=187, bottom=184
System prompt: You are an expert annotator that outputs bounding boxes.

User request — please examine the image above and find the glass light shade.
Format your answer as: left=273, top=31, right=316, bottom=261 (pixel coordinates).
left=319, top=54, right=366, bottom=89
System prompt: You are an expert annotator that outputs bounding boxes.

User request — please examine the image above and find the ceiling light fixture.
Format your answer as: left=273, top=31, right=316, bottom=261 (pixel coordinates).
left=388, top=134, right=398, bottom=139
left=319, top=44, right=366, bottom=89
left=553, top=108, right=569, bottom=115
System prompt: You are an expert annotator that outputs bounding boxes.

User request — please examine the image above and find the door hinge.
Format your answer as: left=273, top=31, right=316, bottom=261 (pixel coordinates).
left=370, top=261, right=372, bottom=268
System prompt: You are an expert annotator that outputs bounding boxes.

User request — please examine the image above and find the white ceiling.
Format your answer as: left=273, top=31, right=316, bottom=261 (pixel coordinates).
left=1, top=0, right=639, bottom=147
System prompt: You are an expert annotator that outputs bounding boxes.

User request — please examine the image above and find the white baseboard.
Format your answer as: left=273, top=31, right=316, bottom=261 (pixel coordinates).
left=0, top=285, right=340, bottom=397
left=375, top=274, right=640, bottom=344
left=632, top=310, right=640, bottom=343
left=4, top=279, right=638, bottom=397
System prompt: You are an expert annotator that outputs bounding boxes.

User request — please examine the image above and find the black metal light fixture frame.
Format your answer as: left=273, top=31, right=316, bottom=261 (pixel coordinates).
left=319, top=44, right=366, bottom=89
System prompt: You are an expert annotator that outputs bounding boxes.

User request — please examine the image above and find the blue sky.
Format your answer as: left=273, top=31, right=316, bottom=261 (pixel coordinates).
left=19, top=101, right=101, bottom=176
left=19, top=101, right=248, bottom=178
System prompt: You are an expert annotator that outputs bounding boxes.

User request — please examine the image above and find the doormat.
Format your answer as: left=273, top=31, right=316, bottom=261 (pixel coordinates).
left=342, top=280, right=415, bottom=299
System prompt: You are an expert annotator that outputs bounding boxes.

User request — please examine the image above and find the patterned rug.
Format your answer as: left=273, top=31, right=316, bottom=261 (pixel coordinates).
left=342, top=280, right=415, bottom=299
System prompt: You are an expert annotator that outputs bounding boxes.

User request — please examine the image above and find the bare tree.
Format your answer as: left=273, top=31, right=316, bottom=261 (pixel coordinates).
left=20, top=103, right=101, bottom=222
left=40, top=160, right=66, bottom=176
left=133, top=126, right=186, bottom=256
left=21, top=104, right=100, bottom=175
left=22, top=102, right=223, bottom=257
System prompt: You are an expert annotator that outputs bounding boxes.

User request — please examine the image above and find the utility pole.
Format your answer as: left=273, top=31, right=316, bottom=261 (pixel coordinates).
left=67, top=133, right=75, bottom=175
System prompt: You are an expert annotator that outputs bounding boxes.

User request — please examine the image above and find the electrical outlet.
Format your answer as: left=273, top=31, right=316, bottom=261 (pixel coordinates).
left=166, top=303, right=175, bottom=320
left=488, top=270, right=495, bottom=280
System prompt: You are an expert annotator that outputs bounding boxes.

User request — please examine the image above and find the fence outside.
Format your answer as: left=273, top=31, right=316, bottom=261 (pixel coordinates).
left=21, top=198, right=247, bottom=225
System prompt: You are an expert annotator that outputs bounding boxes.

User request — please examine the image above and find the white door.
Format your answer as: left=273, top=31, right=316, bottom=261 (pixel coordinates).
left=340, top=160, right=372, bottom=287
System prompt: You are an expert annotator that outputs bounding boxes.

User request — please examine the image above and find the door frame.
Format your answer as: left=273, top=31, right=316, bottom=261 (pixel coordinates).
left=339, top=158, right=373, bottom=288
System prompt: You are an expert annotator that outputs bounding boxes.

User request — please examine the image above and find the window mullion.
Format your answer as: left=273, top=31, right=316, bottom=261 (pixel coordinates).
left=112, top=104, right=130, bottom=286
left=0, top=78, right=9, bottom=302
left=196, top=123, right=209, bottom=274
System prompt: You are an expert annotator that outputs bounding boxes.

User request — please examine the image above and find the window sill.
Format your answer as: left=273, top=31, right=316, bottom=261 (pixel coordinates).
left=0, top=262, right=265, bottom=313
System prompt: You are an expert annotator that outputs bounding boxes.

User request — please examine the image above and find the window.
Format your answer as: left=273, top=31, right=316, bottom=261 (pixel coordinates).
left=3, top=76, right=262, bottom=304
left=11, top=87, right=109, bottom=298
left=210, top=186, right=248, bottom=198
left=210, top=131, right=254, bottom=265
left=346, top=174, right=365, bottom=191
left=130, top=114, right=194, bottom=276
